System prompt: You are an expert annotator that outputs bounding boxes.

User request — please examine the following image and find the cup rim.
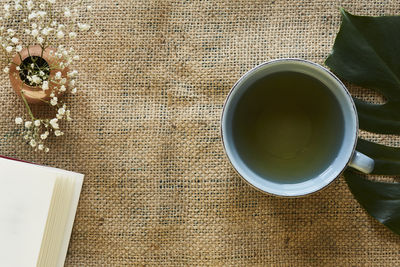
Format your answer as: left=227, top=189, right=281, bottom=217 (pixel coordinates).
left=220, top=58, right=359, bottom=197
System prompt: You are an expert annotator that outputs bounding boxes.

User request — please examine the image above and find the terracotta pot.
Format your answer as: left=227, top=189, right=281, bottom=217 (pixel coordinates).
left=9, top=45, right=68, bottom=104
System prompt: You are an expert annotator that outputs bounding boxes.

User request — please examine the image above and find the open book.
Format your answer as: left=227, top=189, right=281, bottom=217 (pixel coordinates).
left=0, top=156, right=84, bottom=267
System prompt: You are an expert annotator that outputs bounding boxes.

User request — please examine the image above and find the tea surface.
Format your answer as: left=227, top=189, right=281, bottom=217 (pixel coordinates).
left=232, top=71, right=345, bottom=183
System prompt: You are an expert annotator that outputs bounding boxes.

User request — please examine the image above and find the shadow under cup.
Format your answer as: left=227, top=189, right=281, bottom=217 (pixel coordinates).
left=221, top=60, right=358, bottom=196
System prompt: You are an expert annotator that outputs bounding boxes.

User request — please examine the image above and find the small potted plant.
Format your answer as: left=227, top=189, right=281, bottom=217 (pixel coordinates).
left=1, top=0, right=95, bottom=151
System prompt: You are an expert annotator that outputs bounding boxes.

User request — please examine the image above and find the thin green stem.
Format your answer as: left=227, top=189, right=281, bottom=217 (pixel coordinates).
left=20, top=91, right=35, bottom=121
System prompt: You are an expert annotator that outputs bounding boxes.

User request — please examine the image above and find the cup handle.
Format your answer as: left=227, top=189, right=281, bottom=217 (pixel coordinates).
left=348, top=151, right=374, bottom=174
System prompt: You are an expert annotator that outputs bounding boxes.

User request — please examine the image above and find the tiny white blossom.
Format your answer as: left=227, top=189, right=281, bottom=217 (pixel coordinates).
left=48, top=0, right=56, bottom=4
left=15, top=117, right=23, bottom=124
left=7, top=29, right=15, bottom=36
left=60, top=78, right=66, bottom=85
left=31, top=75, right=41, bottom=84
left=56, top=31, right=64, bottom=39
left=54, top=130, right=63, bottom=136
left=37, top=36, right=44, bottom=44
left=4, top=12, right=10, bottom=19
left=45, top=147, right=49, bottom=152
left=69, top=32, right=77, bottom=39
left=50, top=118, right=59, bottom=129
left=71, top=87, right=77, bottom=94
left=29, top=139, right=37, bottom=147
left=5, top=46, right=12, bottom=53
left=16, top=45, right=22, bottom=52
left=14, top=4, right=22, bottom=11
left=73, top=55, right=80, bottom=60
left=16, top=66, right=20, bottom=71
left=64, top=8, right=71, bottom=17
left=31, top=29, right=38, bottom=37
left=11, top=37, right=18, bottom=44
left=55, top=71, right=62, bottom=79
left=3, top=4, right=10, bottom=11
left=69, top=80, right=75, bottom=87
left=67, top=70, right=78, bottom=77
left=40, top=134, right=47, bottom=140
left=50, top=97, right=58, bottom=106
left=37, top=11, right=46, bottom=18
left=25, top=121, right=32, bottom=128
left=25, top=29, right=31, bottom=34
left=87, top=5, right=92, bottom=11
left=3, top=66, right=9, bottom=73
left=38, top=144, right=44, bottom=150
left=41, top=28, right=49, bottom=35
left=51, top=21, right=57, bottom=27
left=57, top=24, right=65, bottom=31
left=31, top=23, right=37, bottom=29
left=50, top=92, right=55, bottom=97
left=28, top=12, right=37, bottom=20
left=77, top=23, right=90, bottom=31
left=39, top=3, right=45, bottom=9
left=26, top=1, right=34, bottom=10
left=42, top=81, right=49, bottom=90
left=59, top=85, right=66, bottom=92
left=34, top=119, right=41, bottom=127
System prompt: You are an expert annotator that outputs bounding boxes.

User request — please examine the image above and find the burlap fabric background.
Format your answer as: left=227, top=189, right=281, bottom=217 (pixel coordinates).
left=0, top=0, right=399, bottom=266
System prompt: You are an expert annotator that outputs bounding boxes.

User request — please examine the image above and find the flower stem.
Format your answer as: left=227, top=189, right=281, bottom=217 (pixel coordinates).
left=20, top=91, right=35, bottom=121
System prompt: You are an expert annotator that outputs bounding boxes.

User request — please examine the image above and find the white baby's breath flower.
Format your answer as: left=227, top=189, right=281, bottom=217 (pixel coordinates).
left=73, top=55, right=80, bottom=61
left=39, top=3, right=45, bottom=9
left=69, top=32, right=77, bottom=39
left=42, top=81, right=49, bottom=90
left=37, top=11, right=46, bottom=18
left=48, top=0, right=56, bottom=4
left=3, top=66, right=9, bottom=73
left=38, top=144, right=44, bottom=150
left=25, top=121, right=32, bottom=128
left=28, top=12, right=37, bottom=20
left=56, top=31, right=64, bottom=39
left=55, top=71, right=62, bottom=79
left=26, top=1, right=34, bottom=10
left=31, top=23, right=37, bottom=29
left=60, top=78, right=66, bottom=85
left=87, top=5, right=92, bottom=11
left=16, top=66, right=20, bottom=71
left=45, top=147, right=49, bottom=152
left=50, top=92, right=55, bottom=97
left=34, top=120, right=41, bottom=127
left=31, top=75, right=41, bottom=84
left=49, top=118, right=59, bottom=129
left=11, top=37, right=18, bottom=44
left=29, top=139, right=37, bottom=147
left=3, top=4, right=10, bottom=11
left=50, top=97, right=58, bottom=106
left=71, top=87, right=77, bottom=94
left=15, top=117, right=23, bottom=124
left=15, top=4, right=22, bottom=11
left=41, top=28, right=49, bottom=35
left=4, top=12, right=10, bottom=19
left=37, top=36, right=44, bottom=44
left=31, top=29, right=38, bottom=37
left=54, top=130, right=63, bottom=136
left=59, top=85, right=66, bottom=92
left=77, top=23, right=90, bottom=31
left=67, top=70, right=78, bottom=78
left=7, top=29, right=15, bottom=36
left=58, top=24, right=65, bottom=31
left=40, top=134, right=47, bottom=140
left=25, top=29, right=31, bottom=34
left=64, top=8, right=71, bottom=17
left=5, top=46, right=12, bottom=53
left=69, top=80, right=75, bottom=87
left=16, top=45, right=22, bottom=52
left=51, top=21, right=57, bottom=27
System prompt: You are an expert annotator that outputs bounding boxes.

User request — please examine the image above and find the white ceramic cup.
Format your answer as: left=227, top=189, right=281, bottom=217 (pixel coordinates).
left=221, top=59, right=374, bottom=197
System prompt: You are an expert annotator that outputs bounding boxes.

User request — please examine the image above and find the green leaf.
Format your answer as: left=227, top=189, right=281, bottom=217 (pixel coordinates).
left=325, top=8, right=400, bottom=134
left=326, top=9, right=400, bottom=235
left=344, top=170, right=400, bottom=235
left=356, top=138, right=400, bottom=175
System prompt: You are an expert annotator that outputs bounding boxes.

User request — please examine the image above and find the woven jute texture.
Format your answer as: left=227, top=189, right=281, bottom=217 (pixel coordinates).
left=1, top=0, right=400, bottom=266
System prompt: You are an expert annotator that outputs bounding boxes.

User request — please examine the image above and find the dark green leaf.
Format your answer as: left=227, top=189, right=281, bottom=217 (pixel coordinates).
left=326, top=9, right=400, bottom=235
left=325, top=8, right=400, bottom=134
left=344, top=170, right=400, bottom=235
left=356, top=138, right=400, bottom=175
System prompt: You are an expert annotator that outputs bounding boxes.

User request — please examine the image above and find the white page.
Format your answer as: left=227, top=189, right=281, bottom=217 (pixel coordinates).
left=0, top=158, right=55, bottom=267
